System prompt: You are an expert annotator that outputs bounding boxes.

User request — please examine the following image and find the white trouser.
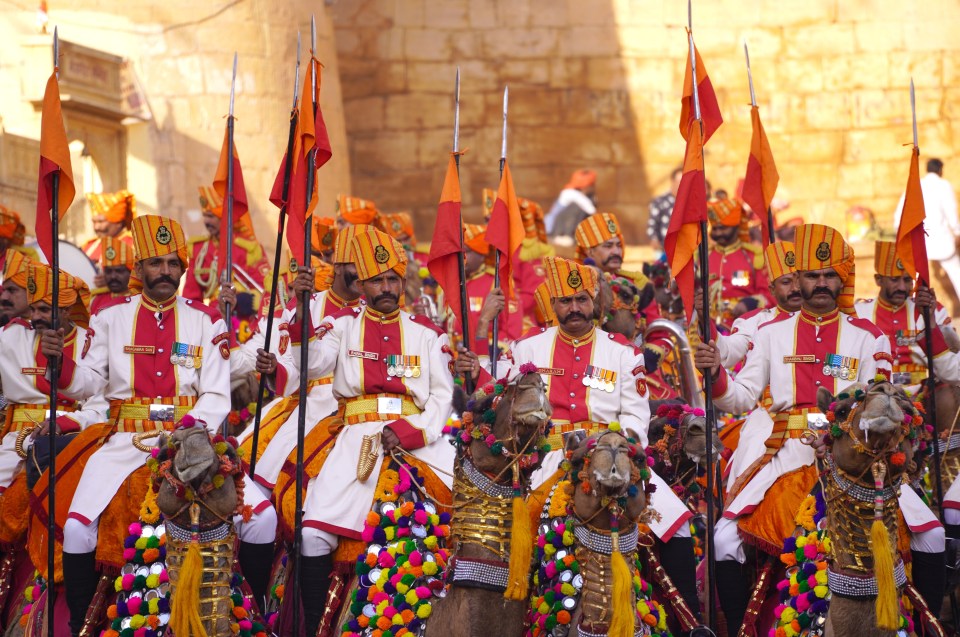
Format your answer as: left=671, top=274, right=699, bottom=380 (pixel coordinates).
left=63, top=486, right=277, bottom=553
left=936, top=255, right=960, bottom=301
left=945, top=508, right=960, bottom=526
left=301, top=527, right=339, bottom=557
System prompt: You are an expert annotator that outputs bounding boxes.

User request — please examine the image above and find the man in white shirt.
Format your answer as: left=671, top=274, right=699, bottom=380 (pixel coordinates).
left=895, top=157, right=960, bottom=299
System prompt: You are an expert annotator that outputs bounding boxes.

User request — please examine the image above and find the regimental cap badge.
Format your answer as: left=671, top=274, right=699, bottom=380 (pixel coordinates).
left=784, top=251, right=796, bottom=267
left=567, top=270, right=582, bottom=289
left=199, top=195, right=209, bottom=209
left=374, top=244, right=390, bottom=264
left=289, top=257, right=299, bottom=273
left=105, top=246, right=117, bottom=261
left=607, top=220, right=618, bottom=234
left=815, top=241, right=831, bottom=262
left=156, top=225, right=172, bottom=246
left=322, top=232, right=334, bottom=246
left=896, top=258, right=905, bottom=271
left=26, top=277, right=36, bottom=295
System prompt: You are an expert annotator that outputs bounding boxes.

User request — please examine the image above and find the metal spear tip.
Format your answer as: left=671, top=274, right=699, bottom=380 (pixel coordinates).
left=311, top=14, right=317, bottom=53
left=687, top=0, right=692, bottom=31
left=229, top=52, right=238, bottom=116
left=455, top=66, right=461, bottom=100
left=297, top=31, right=301, bottom=64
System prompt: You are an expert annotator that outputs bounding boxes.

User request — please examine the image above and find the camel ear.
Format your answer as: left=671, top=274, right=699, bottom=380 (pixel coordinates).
left=567, top=432, right=591, bottom=465
left=816, top=387, right=835, bottom=414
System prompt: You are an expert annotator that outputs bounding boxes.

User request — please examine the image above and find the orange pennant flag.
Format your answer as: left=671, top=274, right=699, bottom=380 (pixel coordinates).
left=427, top=154, right=466, bottom=329
left=665, top=121, right=707, bottom=321
left=741, top=105, right=779, bottom=246
left=680, top=38, right=723, bottom=145
left=35, top=71, right=76, bottom=263
left=896, top=147, right=930, bottom=285
left=486, top=160, right=525, bottom=300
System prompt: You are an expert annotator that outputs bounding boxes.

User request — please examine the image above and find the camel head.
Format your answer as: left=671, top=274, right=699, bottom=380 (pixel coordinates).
left=169, top=425, right=220, bottom=486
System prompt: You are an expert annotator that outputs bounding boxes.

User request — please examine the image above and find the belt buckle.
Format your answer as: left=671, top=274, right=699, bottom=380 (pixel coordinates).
left=377, top=397, right=402, bottom=415
left=806, top=413, right=829, bottom=430
left=148, top=404, right=175, bottom=422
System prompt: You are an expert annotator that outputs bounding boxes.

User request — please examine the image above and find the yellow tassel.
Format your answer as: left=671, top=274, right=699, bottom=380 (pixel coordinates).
left=169, top=542, right=208, bottom=637
left=871, top=519, right=898, bottom=630
left=608, top=548, right=635, bottom=637
left=504, top=495, right=532, bottom=600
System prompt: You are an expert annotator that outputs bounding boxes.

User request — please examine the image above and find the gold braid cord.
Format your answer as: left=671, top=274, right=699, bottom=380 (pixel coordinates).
left=449, top=464, right=513, bottom=559
left=166, top=529, right=237, bottom=633
left=825, top=465, right=899, bottom=574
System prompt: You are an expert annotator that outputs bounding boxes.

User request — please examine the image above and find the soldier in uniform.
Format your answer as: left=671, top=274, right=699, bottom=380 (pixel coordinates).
left=0, top=249, right=36, bottom=327
left=335, top=193, right=379, bottom=230
left=90, top=236, right=135, bottom=315
left=42, top=215, right=278, bottom=634
left=256, top=228, right=455, bottom=637
left=184, top=185, right=269, bottom=304
left=82, top=190, right=136, bottom=263
left=706, top=198, right=773, bottom=329
left=694, top=224, right=944, bottom=633
left=456, top=255, right=702, bottom=623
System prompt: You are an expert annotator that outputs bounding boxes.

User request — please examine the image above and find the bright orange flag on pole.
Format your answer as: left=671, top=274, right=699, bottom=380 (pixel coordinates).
left=486, top=159, right=525, bottom=301
left=679, top=39, right=723, bottom=145
left=35, top=71, right=76, bottom=263
left=427, top=154, right=465, bottom=329
left=665, top=121, right=707, bottom=322
left=741, top=105, right=779, bottom=247
left=213, top=126, right=251, bottom=273
left=896, top=147, right=930, bottom=286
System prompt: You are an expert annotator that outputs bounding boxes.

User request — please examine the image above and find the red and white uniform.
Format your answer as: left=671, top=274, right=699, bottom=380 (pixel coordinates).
left=711, top=308, right=941, bottom=560
left=183, top=236, right=269, bottom=303
left=58, top=294, right=275, bottom=549
left=708, top=242, right=773, bottom=317
left=245, top=290, right=362, bottom=492
left=490, top=326, right=692, bottom=541
left=280, top=305, right=455, bottom=555
left=81, top=231, right=134, bottom=263
left=717, top=307, right=778, bottom=370
left=0, top=321, right=106, bottom=492
left=90, top=291, right=131, bottom=316
left=454, top=268, right=525, bottom=346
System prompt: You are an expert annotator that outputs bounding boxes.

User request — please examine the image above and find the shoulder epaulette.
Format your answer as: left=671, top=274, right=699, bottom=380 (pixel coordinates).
left=408, top=313, right=445, bottom=336
left=94, top=295, right=132, bottom=315
left=330, top=305, right=361, bottom=320
left=846, top=315, right=885, bottom=338
left=182, top=297, right=221, bottom=322
left=515, top=326, right=549, bottom=343
left=605, top=330, right=642, bottom=355
left=757, top=310, right=794, bottom=330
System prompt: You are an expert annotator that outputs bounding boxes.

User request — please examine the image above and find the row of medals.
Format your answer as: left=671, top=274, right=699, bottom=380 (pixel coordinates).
left=386, top=360, right=421, bottom=378
left=822, top=362, right=855, bottom=380
left=170, top=354, right=202, bottom=369
left=581, top=368, right=616, bottom=392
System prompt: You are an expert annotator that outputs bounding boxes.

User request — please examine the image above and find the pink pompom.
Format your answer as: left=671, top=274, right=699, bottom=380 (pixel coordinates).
left=239, top=619, right=253, bottom=631
left=646, top=456, right=655, bottom=467
left=796, top=595, right=811, bottom=613
left=415, top=586, right=431, bottom=599
left=774, top=604, right=786, bottom=617
left=179, top=414, right=196, bottom=428
left=556, top=522, right=566, bottom=534
left=127, top=596, right=142, bottom=609
left=378, top=552, right=396, bottom=568
left=242, top=597, right=252, bottom=610
left=122, top=574, right=135, bottom=590
left=519, top=362, right=538, bottom=374
left=150, top=448, right=161, bottom=458
left=134, top=629, right=147, bottom=637
left=373, top=592, right=389, bottom=604
left=361, top=527, right=375, bottom=543
left=383, top=606, right=398, bottom=618
left=128, top=523, right=142, bottom=536
left=434, top=526, right=447, bottom=537
left=123, top=548, right=136, bottom=561
left=414, top=510, right=428, bottom=525
left=159, top=571, right=169, bottom=584
left=807, top=575, right=818, bottom=588
left=803, top=544, right=817, bottom=560
left=544, top=562, right=557, bottom=579
left=408, top=551, right=423, bottom=567
left=537, top=536, right=546, bottom=548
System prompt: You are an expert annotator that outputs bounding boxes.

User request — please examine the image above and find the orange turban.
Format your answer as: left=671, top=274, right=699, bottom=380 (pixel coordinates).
left=564, top=169, right=597, bottom=191
left=518, top=196, right=546, bottom=242
left=542, top=256, right=599, bottom=299
left=0, top=206, right=25, bottom=245
left=765, top=241, right=797, bottom=282
left=574, top=213, right=624, bottom=261
left=131, top=215, right=189, bottom=268
left=533, top=281, right=556, bottom=327
left=337, top=194, right=379, bottom=225
left=794, top=224, right=856, bottom=314
left=3, top=248, right=33, bottom=288
left=380, top=212, right=415, bottom=245
left=86, top=190, right=136, bottom=225
left=874, top=241, right=908, bottom=278
left=351, top=228, right=408, bottom=281
left=463, top=223, right=489, bottom=255
left=27, top=261, right=91, bottom=328
left=707, top=198, right=743, bottom=227
left=100, top=236, right=135, bottom=269
left=197, top=185, right=256, bottom=241
left=312, top=217, right=338, bottom=254
left=333, top=223, right=372, bottom=265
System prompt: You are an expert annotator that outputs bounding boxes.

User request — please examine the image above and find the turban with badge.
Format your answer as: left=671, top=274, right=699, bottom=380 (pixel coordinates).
left=533, top=281, right=556, bottom=327
left=86, top=190, right=136, bottom=226
left=707, top=198, right=743, bottom=227
left=312, top=216, right=338, bottom=254
left=0, top=206, right=25, bottom=245
left=519, top=196, right=546, bottom=242
left=27, top=261, right=91, bottom=328
left=3, top=248, right=33, bottom=288
left=874, top=241, right=909, bottom=278
left=542, top=255, right=599, bottom=299
left=574, top=212, right=624, bottom=262
left=793, top=223, right=856, bottom=314
left=100, top=236, right=135, bottom=269
left=765, top=241, right=797, bottom=282
left=333, top=223, right=372, bottom=265
left=131, top=215, right=189, bottom=268
left=337, top=194, right=379, bottom=225
left=197, top=185, right=257, bottom=241
left=351, top=228, right=408, bottom=281
left=463, top=223, right=490, bottom=255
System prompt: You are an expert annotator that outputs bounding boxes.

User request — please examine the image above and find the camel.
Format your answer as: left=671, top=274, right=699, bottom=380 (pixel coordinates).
left=647, top=403, right=720, bottom=507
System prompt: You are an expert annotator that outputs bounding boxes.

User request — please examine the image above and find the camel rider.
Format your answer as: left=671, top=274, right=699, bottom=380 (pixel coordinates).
left=695, top=224, right=945, bottom=634
left=82, top=190, right=136, bottom=264
left=0, top=248, right=37, bottom=327
left=0, top=263, right=103, bottom=497
left=457, top=255, right=702, bottom=624
left=90, top=236, right=136, bottom=315
left=42, top=215, right=278, bottom=635
left=237, top=224, right=366, bottom=495
left=256, top=228, right=455, bottom=637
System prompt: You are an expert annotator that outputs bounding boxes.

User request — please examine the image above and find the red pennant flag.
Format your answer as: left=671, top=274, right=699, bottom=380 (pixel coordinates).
left=269, top=149, right=290, bottom=210
left=741, top=105, right=779, bottom=247
left=212, top=124, right=251, bottom=278
left=486, top=160, right=525, bottom=301
left=427, top=154, right=465, bottom=330
left=679, top=38, right=723, bottom=145
left=896, top=147, right=930, bottom=286
left=665, top=121, right=707, bottom=322
left=286, top=57, right=333, bottom=261
left=35, top=71, right=76, bottom=263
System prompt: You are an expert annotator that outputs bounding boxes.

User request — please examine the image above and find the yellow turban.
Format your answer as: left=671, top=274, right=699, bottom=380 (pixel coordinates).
left=542, top=255, right=599, bottom=299
left=131, top=215, right=189, bottom=268
left=350, top=228, right=408, bottom=281
left=100, top=236, right=135, bottom=269
left=707, top=198, right=743, bottom=227
left=518, top=196, right=546, bottom=242
left=312, top=216, right=338, bottom=254
left=533, top=281, right=556, bottom=327
left=793, top=223, right=856, bottom=314
left=27, top=261, right=91, bottom=328
left=380, top=212, right=415, bottom=246
left=765, top=241, right=797, bottom=282
left=333, top=223, right=372, bottom=265
left=3, top=248, right=33, bottom=288
left=874, top=241, right=908, bottom=278
left=574, top=213, right=624, bottom=261
left=337, top=194, right=379, bottom=225
left=86, top=190, right=136, bottom=225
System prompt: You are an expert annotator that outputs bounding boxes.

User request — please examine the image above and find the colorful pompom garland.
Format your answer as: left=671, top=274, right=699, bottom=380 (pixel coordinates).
left=18, top=572, right=45, bottom=627
left=340, top=463, right=450, bottom=637
left=101, top=520, right=171, bottom=637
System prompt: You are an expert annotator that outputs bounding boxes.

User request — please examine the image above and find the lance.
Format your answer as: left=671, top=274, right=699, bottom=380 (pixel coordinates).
left=249, top=36, right=301, bottom=480
left=912, top=78, right=945, bottom=520
left=46, top=25, right=61, bottom=636
left=291, top=15, right=318, bottom=635
left=220, top=51, right=238, bottom=438
left=690, top=3, right=718, bottom=629
left=453, top=67, right=474, bottom=393
left=490, top=85, right=508, bottom=378
left=743, top=40, right=775, bottom=245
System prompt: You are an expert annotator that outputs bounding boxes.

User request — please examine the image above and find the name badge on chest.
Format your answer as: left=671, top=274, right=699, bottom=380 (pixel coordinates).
left=377, top=397, right=402, bottom=414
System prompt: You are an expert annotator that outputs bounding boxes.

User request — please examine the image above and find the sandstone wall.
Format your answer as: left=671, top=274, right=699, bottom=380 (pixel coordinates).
left=330, top=0, right=960, bottom=242
left=0, top=1, right=350, bottom=251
